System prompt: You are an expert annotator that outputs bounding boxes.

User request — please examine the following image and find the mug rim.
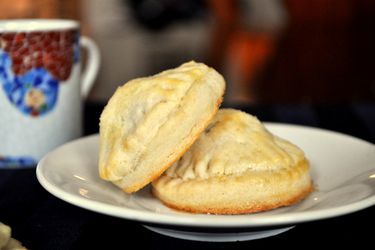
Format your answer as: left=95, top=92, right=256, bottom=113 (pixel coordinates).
left=0, top=19, right=79, bottom=32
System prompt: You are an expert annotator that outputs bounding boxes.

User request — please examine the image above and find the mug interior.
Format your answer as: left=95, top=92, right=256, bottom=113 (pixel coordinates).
left=0, top=19, right=79, bottom=32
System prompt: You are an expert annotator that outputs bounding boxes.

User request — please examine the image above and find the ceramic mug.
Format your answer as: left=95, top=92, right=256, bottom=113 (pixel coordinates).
left=0, top=19, right=100, bottom=168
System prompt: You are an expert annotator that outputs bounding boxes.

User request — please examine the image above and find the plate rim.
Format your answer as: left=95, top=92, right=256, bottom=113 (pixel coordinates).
left=36, top=123, right=375, bottom=228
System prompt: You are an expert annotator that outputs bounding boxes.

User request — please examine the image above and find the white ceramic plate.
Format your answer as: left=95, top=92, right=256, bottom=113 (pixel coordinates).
left=36, top=123, right=375, bottom=242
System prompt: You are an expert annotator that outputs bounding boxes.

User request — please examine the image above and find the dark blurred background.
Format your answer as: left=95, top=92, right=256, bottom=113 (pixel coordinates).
left=1, top=0, right=374, bottom=105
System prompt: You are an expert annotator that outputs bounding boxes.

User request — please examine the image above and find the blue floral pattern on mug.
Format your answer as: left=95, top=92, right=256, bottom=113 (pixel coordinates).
left=0, top=30, right=79, bottom=117
left=0, top=50, right=58, bottom=116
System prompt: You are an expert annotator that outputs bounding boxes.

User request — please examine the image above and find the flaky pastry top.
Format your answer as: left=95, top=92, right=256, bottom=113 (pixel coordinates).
left=99, top=61, right=225, bottom=181
left=164, top=109, right=305, bottom=180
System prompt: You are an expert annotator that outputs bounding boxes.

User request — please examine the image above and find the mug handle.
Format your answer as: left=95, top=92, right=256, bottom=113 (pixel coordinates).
left=80, top=36, right=100, bottom=98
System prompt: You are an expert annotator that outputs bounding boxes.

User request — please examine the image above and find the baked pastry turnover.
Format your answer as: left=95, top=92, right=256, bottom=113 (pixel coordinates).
left=152, top=109, right=313, bottom=214
left=99, top=61, right=225, bottom=193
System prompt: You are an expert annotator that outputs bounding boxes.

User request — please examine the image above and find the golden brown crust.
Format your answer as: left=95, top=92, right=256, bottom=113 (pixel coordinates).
left=152, top=159, right=313, bottom=214
left=153, top=183, right=313, bottom=214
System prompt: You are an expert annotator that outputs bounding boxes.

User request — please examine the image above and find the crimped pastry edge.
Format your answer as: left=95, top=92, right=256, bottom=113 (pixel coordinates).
left=152, top=159, right=313, bottom=214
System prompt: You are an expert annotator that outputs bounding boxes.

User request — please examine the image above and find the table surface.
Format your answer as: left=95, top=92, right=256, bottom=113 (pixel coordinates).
left=1, top=102, right=375, bottom=250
